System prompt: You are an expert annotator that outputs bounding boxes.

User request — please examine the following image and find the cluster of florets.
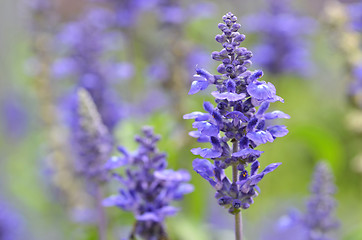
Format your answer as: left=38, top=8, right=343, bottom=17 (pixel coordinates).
left=244, top=0, right=314, bottom=76
left=303, top=162, right=339, bottom=240
left=73, top=88, right=113, bottom=183
left=54, top=8, right=126, bottom=132
left=103, top=127, right=193, bottom=239
left=184, top=12, right=289, bottom=214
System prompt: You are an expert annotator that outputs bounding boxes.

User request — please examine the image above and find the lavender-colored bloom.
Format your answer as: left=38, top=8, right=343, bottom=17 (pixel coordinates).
left=303, top=162, right=339, bottom=240
left=184, top=12, right=288, bottom=215
left=244, top=0, right=314, bottom=76
left=73, top=88, right=112, bottom=183
left=348, top=64, right=362, bottom=108
left=347, top=2, right=362, bottom=33
left=103, top=127, right=193, bottom=239
left=0, top=94, right=28, bottom=140
left=0, top=199, right=23, bottom=240
left=263, top=162, right=339, bottom=240
left=55, top=8, right=124, bottom=132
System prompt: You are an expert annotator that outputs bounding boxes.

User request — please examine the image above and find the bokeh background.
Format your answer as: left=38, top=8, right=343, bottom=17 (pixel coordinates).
left=0, top=0, right=362, bottom=239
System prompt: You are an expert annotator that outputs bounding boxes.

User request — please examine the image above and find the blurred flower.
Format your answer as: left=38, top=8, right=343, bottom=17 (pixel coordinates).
left=0, top=199, right=23, bottom=240
left=347, top=2, right=362, bottom=33
left=263, top=162, right=339, bottom=240
left=303, top=162, right=339, bottom=239
left=73, top=88, right=112, bottom=183
left=54, top=8, right=126, bottom=131
left=184, top=12, right=289, bottom=215
left=0, top=94, right=28, bottom=141
left=103, top=127, right=193, bottom=239
left=244, top=0, right=315, bottom=77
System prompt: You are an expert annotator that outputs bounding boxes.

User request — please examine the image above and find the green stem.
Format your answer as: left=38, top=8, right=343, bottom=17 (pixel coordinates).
left=232, top=140, right=243, bottom=240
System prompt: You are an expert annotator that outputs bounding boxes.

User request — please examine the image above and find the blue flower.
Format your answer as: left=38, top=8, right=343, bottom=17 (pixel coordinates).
left=184, top=12, right=289, bottom=214
left=103, top=127, right=193, bottom=239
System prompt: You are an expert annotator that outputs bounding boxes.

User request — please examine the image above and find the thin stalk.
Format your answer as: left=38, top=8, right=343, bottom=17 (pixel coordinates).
left=95, top=185, right=107, bottom=240
left=232, top=140, right=243, bottom=240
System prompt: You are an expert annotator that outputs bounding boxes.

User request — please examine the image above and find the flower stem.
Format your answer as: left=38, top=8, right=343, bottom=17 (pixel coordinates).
left=232, top=140, right=243, bottom=240
left=95, top=185, right=107, bottom=240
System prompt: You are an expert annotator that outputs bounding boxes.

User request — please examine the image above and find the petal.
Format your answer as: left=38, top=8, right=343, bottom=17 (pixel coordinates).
left=183, top=111, right=210, bottom=121
left=192, top=158, right=215, bottom=179
left=226, top=111, right=248, bottom=122
left=188, top=131, right=210, bottom=142
left=247, top=81, right=276, bottom=101
left=250, top=160, right=260, bottom=176
left=256, top=101, right=270, bottom=116
left=232, top=148, right=263, bottom=158
left=203, top=101, right=214, bottom=114
left=264, top=111, right=290, bottom=120
left=136, top=212, right=160, bottom=222
left=267, top=125, right=289, bottom=138
left=211, top=91, right=246, bottom=101
left=247, top=130, right=274, bottom=145
left=102, top=195, right=120, bottom=207
left=262, top=162, right=282, bottom=174
left=192, top=121, right=219, bottom=136
left=104, top=156, right=128, bottom=170
left=158, top=206, right=179, bottom=217
left=154, top=169, right=191, bottom=181
left=188, top=80, right=209, bottom=95
left=191, top=147, right=221, bottom=158
left=195, top=67, right=214, bottom=82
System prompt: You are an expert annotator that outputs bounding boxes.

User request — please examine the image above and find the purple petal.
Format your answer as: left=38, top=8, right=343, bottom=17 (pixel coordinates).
left=256, top=101, right=270, bottom=116
left=154, top=169, right=191, bottom=181
left=192, top=121, right=219, bottom=136
left=188, top=131, right=210, bottom=142
left=247, top=130, right=274, bottom=145
left=189, top=80, right=209, bottom=95
left=136, top=212, right=160, bottom=222
left=262, top=162, right=282, bottom=174
left=226, top=111, right=248, bottom=122
left=192, top=158, right=215, bottom=179
left=158, top=206, right=179, bottom=217
left=247, top=81, right=276, bottom=101
left=203, top=101, right=214, bottom=114
left=191, top=147, right=221, bottom=158
left=102, top=195, right=120, bottom=207
left=104, top=156, right=128, bottom=170
left=183, top=111, right=210, bottom=121
left=232, top=148, right=264, bottom=158
left=250, top=172, right=265, bottom=185
left=195, top=67, right=214, bottom=82
left=211, top=91, right=246, bottom=101
left=264, top=111, right=291, bottom=120
left=250, top=160, right=260, bottom=176
left=267, top=125, right=289, bottom=138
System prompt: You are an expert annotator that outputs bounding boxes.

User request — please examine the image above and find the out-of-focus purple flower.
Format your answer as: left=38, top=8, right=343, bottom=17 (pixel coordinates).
left=72, top=88, right=113, bottom=183
left=347, top=2, right=362, bottom=33
left=156, top=0, right=215, bottom=25
left=303, top=162, right=339, bottom=239
left=244, top=0, right=315, bottom=77
left=54, top=8, right=126, bottom=131
left=0, top=199, right=23, bottom=240
left=348, top=64, right=362, bottom=108
left=184, top=12, right=288, bottom=215
left=264, top=162, right=339, bottom=240
left=0, top=94, right=28, bottom=140
left=103, top=127, right=193, bottom=239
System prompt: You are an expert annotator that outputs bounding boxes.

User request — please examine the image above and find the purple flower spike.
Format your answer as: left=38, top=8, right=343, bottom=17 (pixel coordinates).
left=104, top=127, right=193, bottom=239
left=184, top=12, right=289, bottom=215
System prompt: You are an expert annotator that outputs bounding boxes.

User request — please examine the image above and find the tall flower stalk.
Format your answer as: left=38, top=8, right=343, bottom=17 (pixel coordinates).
left=303, top=162, right=339, bottom=239
left=103, top=127, right=194, bottom=240
left=184, top=12, right=289, bottom=239
left=75, top=88, right=113, bottom=240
